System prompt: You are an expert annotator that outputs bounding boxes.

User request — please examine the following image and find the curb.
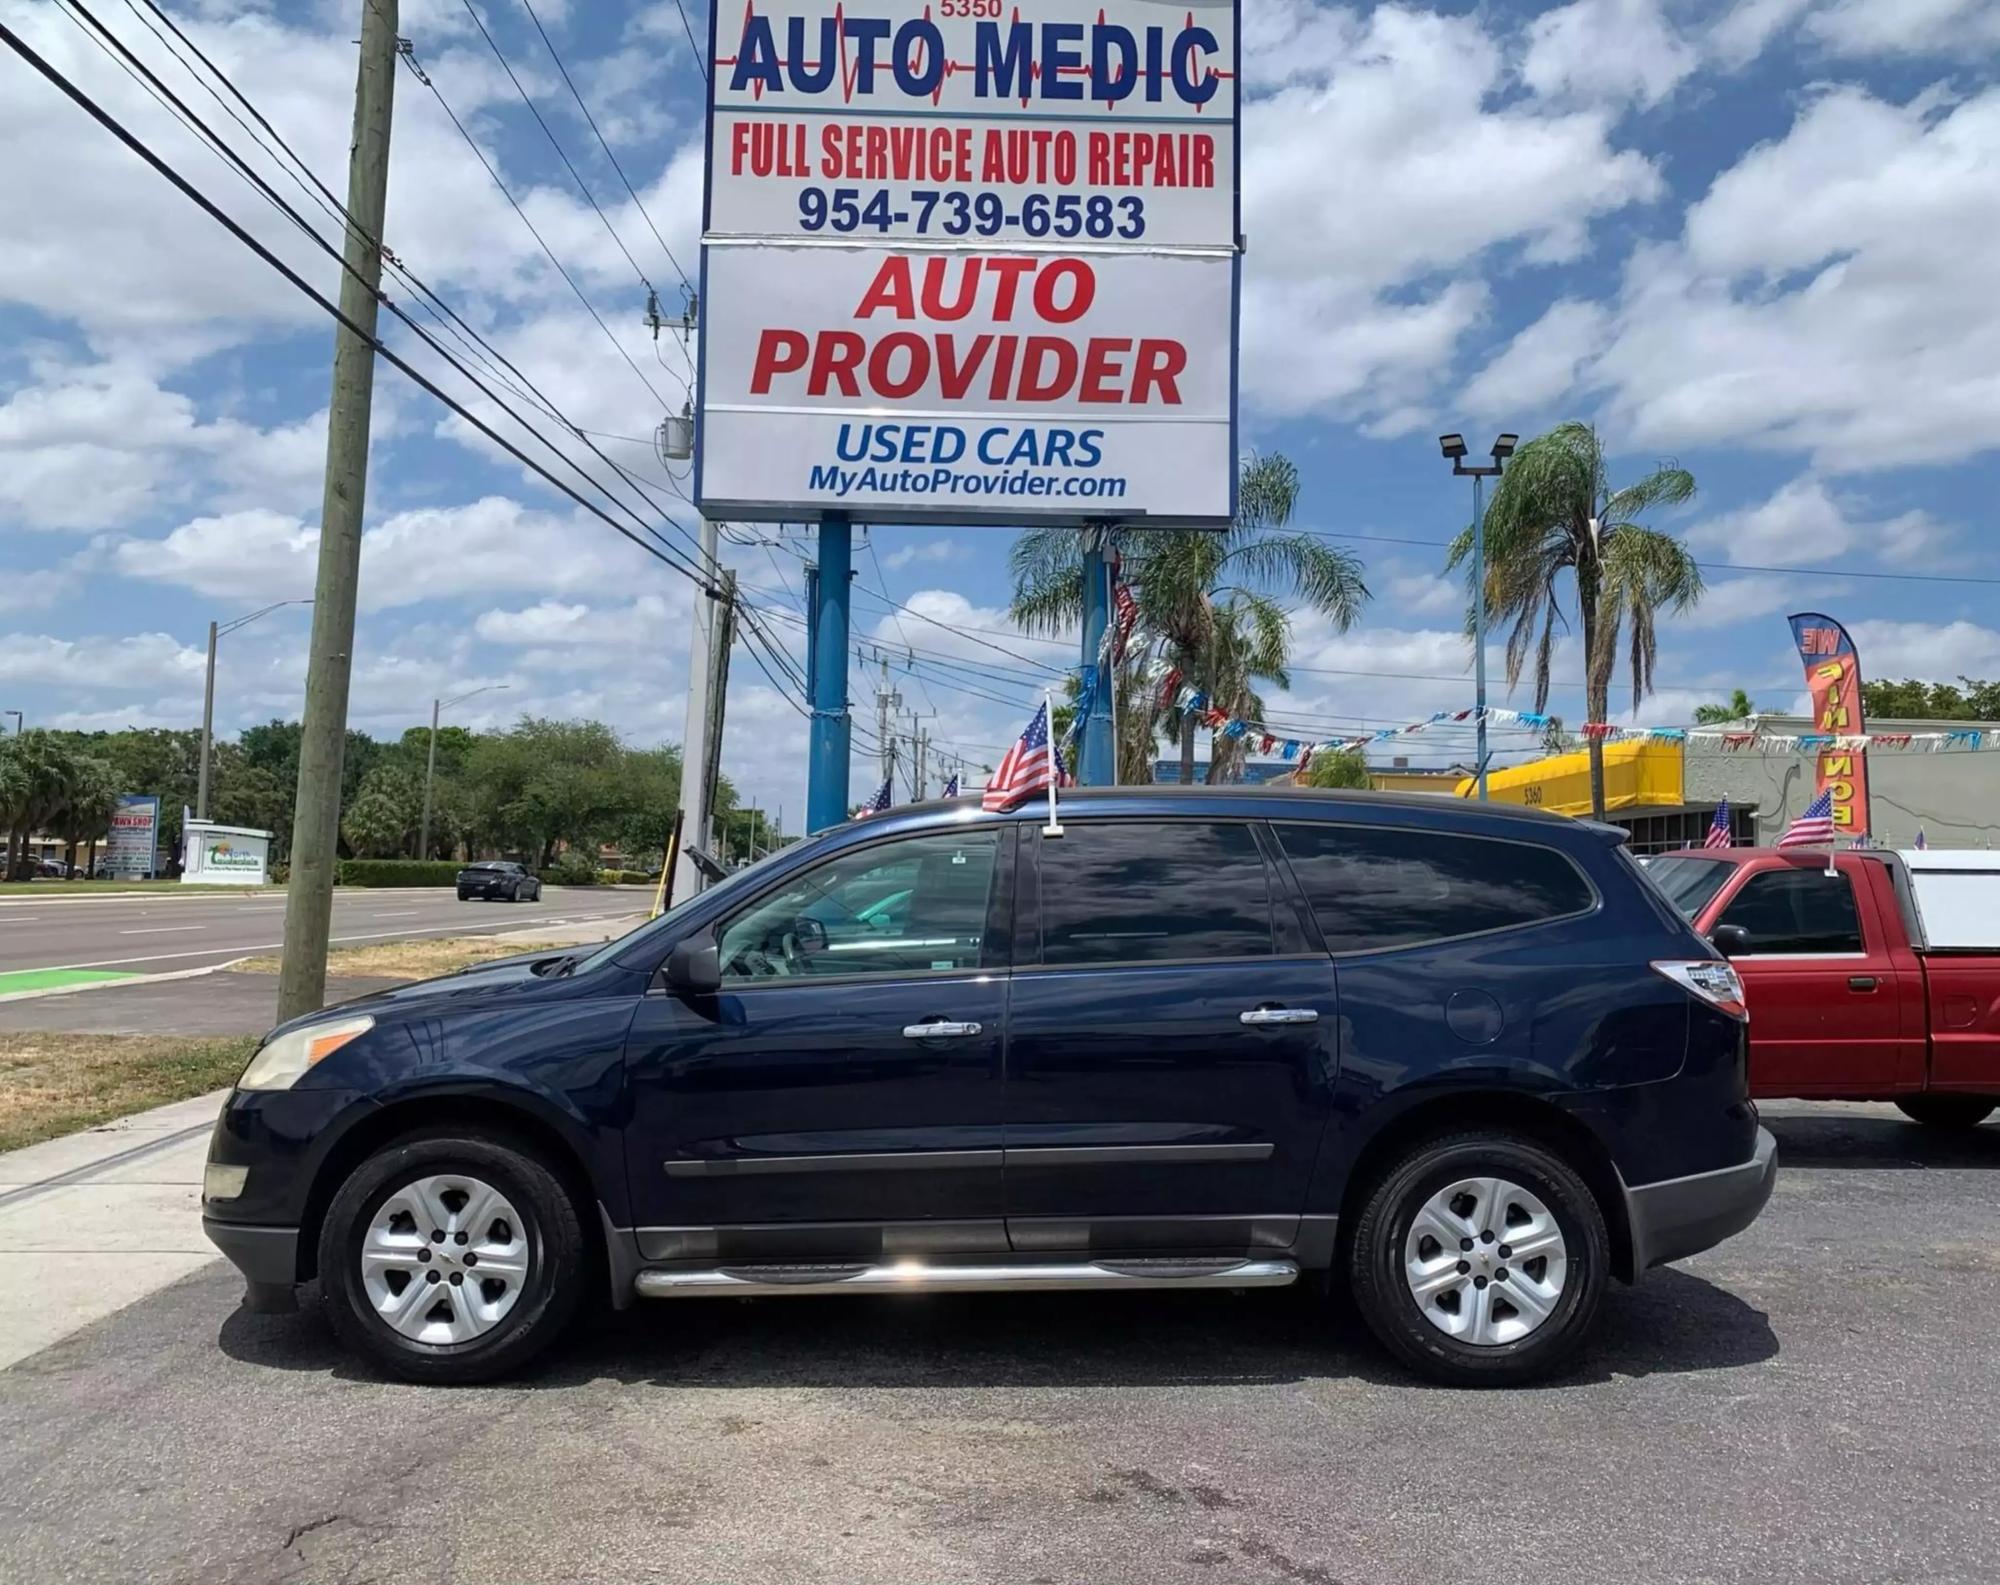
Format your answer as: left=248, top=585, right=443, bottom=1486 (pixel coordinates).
left=0, top=958, right=246, bottom=1006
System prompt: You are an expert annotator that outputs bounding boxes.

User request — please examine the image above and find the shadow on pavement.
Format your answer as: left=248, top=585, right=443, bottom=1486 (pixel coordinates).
left=217, top=1265, right=1775, bottom=1393
left=1763, top=1112, right=2000, bottom=1170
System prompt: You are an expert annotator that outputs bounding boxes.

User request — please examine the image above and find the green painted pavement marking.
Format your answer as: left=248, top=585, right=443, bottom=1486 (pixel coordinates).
left=0, top=968, right=141, bottom=996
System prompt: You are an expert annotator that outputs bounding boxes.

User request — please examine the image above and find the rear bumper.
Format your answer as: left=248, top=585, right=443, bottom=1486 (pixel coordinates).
left=1624, top=1125, right=1777, bottom=1273
left=204, top=1218, right=301, bottom=1313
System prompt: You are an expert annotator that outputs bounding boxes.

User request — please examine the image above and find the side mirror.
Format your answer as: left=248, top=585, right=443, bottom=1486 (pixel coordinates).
left=1710, top=924, right=1752, bottom=959
left=663, top=931, right=721, bottom=997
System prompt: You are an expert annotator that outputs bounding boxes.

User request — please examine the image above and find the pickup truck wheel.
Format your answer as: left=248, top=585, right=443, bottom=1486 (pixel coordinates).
left=1894, top=1096, right=1994, bottom=1130
left=317, top=1132, right=584, bottom=1384
left=1348, top=1131, right=1608, bottom=1388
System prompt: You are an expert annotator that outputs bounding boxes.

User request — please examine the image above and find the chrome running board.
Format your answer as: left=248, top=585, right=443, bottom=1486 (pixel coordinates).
left=633, top=1257, right=1298, bottom=1299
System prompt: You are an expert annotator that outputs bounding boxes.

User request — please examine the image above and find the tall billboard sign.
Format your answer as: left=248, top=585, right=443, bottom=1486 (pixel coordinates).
left=1789, top=612, right=1871, bottom=839
left=104, top=794, right=161, bottom=879
left=698, top=0, right=1240, bottom=527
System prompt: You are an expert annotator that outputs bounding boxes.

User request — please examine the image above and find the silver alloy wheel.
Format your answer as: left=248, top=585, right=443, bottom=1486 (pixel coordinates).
left=1404, top=1175, right=1568, bottom=1347
left=360, top=1173, right=531, bottom=1345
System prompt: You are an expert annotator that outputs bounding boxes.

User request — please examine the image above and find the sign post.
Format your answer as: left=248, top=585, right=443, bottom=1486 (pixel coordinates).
left=700, top=0, right=1240, bottom=805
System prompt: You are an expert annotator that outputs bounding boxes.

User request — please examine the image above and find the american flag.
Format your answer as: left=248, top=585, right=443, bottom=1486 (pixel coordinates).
left=1112, top=581, right=1138, bottom=659
left=1778, top=789, right=1835, bottom=849
left=941, top=773, right=960, bottom=799
left=1703, top=798, right=1732, bottom=849
left=983, top=701, right=1056, bottom=811
left=857, top=777, right=892, bottom=818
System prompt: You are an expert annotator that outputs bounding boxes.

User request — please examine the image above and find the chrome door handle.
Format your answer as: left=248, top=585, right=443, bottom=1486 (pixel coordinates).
left=1240, top=1008, right=1319, bottom=1026
left=903, top=1020, right=982, bottom=1039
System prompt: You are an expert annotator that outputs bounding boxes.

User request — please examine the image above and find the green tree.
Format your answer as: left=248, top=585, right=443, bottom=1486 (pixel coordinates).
left=465, top=717, right=628, bottom=866
left=1446, top=422, right=1701, bottom=817
left=1693, top=688, right=1757, bottom=725
left=51, top=752, right=122, bottom=875
left=1860, top=677, right=2000, bottom=721
left=340, top=765, right=427, bottom=858
left=612, top=746, right=684, bottom=865
left=3, top=732, right=88, bottom=878
left=1009, top=452, right=1368, bottom=785
left=1300, top=748, right=1371, bottom=789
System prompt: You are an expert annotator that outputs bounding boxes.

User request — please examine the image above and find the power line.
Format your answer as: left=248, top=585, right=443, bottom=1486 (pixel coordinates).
left=3, top=14, right=716, bottom=599
left=670, top=0, right=708, bottom=85
left=101, top=0, right=729, bottom=586
left=512, top=0, right=695, bottom=295
left=401, top=34, right=680, bottom=412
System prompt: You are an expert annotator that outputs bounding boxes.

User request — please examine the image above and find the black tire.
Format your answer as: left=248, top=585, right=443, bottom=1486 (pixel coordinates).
left=457, top=891, right=471, bottom=901
left=1895, top=1096, right=1994, bottom=1130
left=1347, top=1130, right=1609, bottom=1388
left=317, top=1131, right=585, bottom=1384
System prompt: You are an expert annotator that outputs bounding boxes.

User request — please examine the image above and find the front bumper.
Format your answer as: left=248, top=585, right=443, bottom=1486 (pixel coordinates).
left=1624, top=1125, right=1778, bottom=1273
left=204, top=1218, right=301, bottom=1313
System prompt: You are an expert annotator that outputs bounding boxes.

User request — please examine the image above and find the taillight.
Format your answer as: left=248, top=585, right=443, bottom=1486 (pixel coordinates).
left=1652, top=959, right=1748, bottom=1022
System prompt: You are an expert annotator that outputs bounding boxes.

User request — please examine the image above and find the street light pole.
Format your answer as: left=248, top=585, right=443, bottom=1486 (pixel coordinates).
left=197, top=599, right=312, bottom=823
left=420, top=684, right=508, bottom=860
left=1439, top=433, right=1517, bottom=800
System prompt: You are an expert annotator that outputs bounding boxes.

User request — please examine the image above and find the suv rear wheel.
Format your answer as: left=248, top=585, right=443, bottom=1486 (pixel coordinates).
left=317, top=1131, right=584, bottom=1384
left=1348, top=1130, right=1608, bottom=1387
left=1895, top=1096, right=1994, bottom=1130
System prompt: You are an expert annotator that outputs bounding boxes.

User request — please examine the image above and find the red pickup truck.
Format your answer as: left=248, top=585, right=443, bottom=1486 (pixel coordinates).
left=1645, top=848, right=2000, bottom=1128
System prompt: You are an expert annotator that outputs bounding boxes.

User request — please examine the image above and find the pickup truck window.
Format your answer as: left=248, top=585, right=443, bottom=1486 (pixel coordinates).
left=1273, top=824, right=1595, bottom=954
left=1040, top=821, right=1273, bottom=966
left=1645, top=856, right=1733, bottom=921
left=1715, top=868, right=1863, bottom=954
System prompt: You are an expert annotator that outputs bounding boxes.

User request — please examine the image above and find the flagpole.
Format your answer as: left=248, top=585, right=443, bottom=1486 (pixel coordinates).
left=1043, top=689, right=1064, bottom=837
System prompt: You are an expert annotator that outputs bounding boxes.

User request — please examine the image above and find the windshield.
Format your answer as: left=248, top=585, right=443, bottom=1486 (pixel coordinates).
left=566, top=852, right=775, bottom=975
left=1645, top=856, right=1734, bottom=920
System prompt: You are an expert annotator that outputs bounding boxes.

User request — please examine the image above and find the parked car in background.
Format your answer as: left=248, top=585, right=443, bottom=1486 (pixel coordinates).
left=1648, top=847, right=2000, bottom=1127
left=455, top=860, right=542, bottom=903
left=204, top=789, right=1774, bottom=1388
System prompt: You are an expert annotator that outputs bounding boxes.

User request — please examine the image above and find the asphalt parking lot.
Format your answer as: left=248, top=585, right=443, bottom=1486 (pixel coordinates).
left=2, top=1101, right=1995, bottom=1585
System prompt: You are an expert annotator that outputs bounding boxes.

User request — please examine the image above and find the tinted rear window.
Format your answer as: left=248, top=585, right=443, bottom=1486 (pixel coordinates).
left=1274, top=823, right=1595, bottom=953
left=1039, top=821, right=1273, bottom=965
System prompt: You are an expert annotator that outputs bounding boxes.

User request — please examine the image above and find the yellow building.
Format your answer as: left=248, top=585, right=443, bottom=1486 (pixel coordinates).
left=1454, top=740, right=1746, bottom=851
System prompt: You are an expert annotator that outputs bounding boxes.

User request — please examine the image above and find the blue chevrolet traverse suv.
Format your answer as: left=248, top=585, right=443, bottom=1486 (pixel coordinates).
left=203, top=788, right=1775, bottom=1387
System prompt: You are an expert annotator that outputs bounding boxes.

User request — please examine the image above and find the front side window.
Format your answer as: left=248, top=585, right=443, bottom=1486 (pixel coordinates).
left=1038, top=821, right=1274, bottom=966
left=716, top=831, right=1000, bottom=984
left=1716, top=868, right=1863, bottom=954
left=1646, top=856, right=1735, bottom=921
left=1275, top=823, right=1595, bottom=954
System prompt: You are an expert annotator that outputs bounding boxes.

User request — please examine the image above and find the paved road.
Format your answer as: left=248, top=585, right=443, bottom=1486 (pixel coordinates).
left=0, top=887, right=649, bottom=979
left=2, top=1102, right=1997, bottom=1584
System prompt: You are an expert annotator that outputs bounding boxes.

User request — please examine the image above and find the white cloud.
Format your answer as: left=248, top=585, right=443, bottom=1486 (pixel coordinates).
left=1687, top=475, right=1954, bottom=567
left=1238, top=3, right=1661, bottom=424
left=1843, top=619, right=2000, bottom=680
left=1807, top=0, right=2000, bottom=57
left=1523, top=0, right=1700, bottom=108
left=881, top=539, right=966, bottom=573
left=474, top=593, right=686, bottom=646
left=1592, top=85, right=2000, bottom=471
left=1463, top=298, right=1610, bottom=421
left=0, top=632, right=205, bottom=692
left=109, top=496, right=685, bottom=610
left=0, top=564, right=80, bottom=614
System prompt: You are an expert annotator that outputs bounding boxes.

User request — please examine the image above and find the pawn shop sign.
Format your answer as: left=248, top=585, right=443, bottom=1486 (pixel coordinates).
left=696, top=0, right=1241, bottom=528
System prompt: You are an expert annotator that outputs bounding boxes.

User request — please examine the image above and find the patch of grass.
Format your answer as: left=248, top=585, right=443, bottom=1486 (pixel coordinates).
left=230, top=936, right=587, bottom=980
left=0, top=1033, right=257, bottom=1153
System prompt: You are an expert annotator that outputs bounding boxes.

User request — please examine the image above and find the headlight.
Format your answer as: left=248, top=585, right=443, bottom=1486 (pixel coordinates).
left=237, top=1014, right=375, bottom=1091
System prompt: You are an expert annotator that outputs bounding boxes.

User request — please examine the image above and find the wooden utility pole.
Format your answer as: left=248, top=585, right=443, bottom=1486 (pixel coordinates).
left=276, top=0, right=397, bottom=1022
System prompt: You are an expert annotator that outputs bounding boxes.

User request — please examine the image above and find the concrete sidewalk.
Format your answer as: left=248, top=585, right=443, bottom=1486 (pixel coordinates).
left=0, top=1089, right=226, bottom=1371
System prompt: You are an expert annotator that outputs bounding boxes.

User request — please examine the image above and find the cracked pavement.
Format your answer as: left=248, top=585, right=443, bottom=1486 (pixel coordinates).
left=1, top=1103, right=1997, bottom=1584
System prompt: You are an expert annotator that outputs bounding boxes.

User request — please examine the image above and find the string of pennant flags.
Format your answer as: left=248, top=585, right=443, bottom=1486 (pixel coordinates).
left=1057, top=587, right=2000, bottom=770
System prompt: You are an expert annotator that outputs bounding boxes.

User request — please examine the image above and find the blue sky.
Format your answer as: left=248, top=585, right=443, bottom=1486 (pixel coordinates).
left=4, top=0, right=2000, bottom=824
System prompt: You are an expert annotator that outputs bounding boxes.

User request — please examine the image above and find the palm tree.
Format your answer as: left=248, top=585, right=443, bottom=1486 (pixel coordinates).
left=1010, top=453, right=1368, bottom=784
left=1693, top=689, right=1756, bottom=725
left=52, top=753, right=122, bottom=877
left=1445, top=422, right=1701, bottom=817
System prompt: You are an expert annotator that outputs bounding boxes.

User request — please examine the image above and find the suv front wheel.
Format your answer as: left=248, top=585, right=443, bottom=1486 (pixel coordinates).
left=317, top=1131, right=585, bottom=1384
left=1348, top=1130, right=1608, bottom=1387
